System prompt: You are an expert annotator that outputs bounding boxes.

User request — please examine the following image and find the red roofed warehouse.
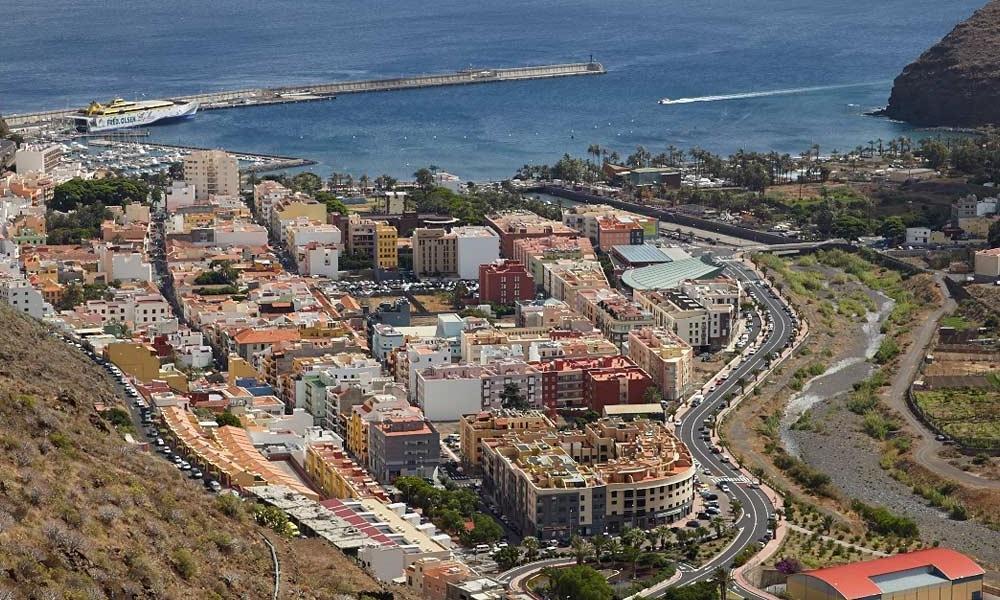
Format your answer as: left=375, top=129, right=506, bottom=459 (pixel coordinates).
left=787, top=548, right=984, bottom=600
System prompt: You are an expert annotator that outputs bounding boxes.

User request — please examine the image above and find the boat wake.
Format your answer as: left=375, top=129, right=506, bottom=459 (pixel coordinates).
left=657, top=81, right=888, bottom=105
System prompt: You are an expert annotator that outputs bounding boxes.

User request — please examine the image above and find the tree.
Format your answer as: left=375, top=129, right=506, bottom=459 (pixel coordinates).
left=918, top=139, right=950, bottom=169
left=462, top=513, right=504, bottom=545
left=521, top=536, right=541, bottom=562
left=989, top=220, right=1000, bottom=248
left=315, top=190, right=348, bottom=215
left=494, top=545, right=521, bottom=570
left=831, top=214, right=870, bottom=240
left=50, top=177, right=149, bottom=212
left=414, top=168, right=435, bottom=191
left=570, top=535, right=592, bottom=565
left=105, top=407, right=132, bottom=428
left=879, top=216, right=906, bottom=244
left=500, top=382, right=529, bottom=410
left=291, top=172, right=323, bottom=195
left=591, top=534, right=609, bottom=566
left=543, top=565, right=614, bottom=600
left=775, top=557, right=802, bottom=575
left=215, top=411, right=242, bottom=428
left=712, top=567, right=730, bottom=600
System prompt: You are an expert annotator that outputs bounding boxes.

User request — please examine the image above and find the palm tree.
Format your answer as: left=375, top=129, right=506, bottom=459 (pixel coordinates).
left=655, top=525, right=673, bottom=551
left=709, top=517, right=726, bottom=537
left=622, top=525, right=646, bottom=551
left=712, top=567, right=731, bottom=600
left=359, top=174, right=370, bottom=195
left=622, top=542, right=642, bottom=578
left=570, top=534, right=592, bottom=565
left=592, top=534, right=609, bottom=566
left=587, top=144, right=602, bottom=165
left=522, top=536, right=541, bottom=562
left=731, top=500, right=743, bottom=522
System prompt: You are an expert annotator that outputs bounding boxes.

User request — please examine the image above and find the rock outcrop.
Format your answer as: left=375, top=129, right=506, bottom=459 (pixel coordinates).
left=885, top=1, right=1000, bottom=127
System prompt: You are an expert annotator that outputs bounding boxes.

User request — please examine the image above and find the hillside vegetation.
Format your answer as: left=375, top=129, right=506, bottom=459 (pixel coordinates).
left=0, top=305, right=390, bottom=599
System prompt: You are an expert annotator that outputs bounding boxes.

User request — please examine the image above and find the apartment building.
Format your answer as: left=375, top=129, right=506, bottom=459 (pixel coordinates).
left=14, top=144, right=62, bottom=174
left=575, top=288, right=654, bottom=350
left=0, top=276, right=46, bottom=318
left=478, top=259, right=535, bottom=305
left=346, top=393, right=413, bottom=465
left=458, top=409, right=555, bottom=470
left=562, top=204, right=654, bottom=248
left=368, top=411, right=440, bottom=484
left=531, top=355, right=653, bottom=413
left=406, top=557, right=473, bottom=600
left=375, top=221, right=399, bottom=269
left=412, top=228, right=458, bottom=277
left=485, top=211, right=578, bottom=258
left=541, top=260, right=610, bottom=305
left=627, top=327, right=693, bottom=401
left=414, top=360, right=543, bottom=420
left=304, top=442, right=390, bottom=501
left=183, top=150, right=239, bottom=201
left=511, top=235, right=596, bottom=284
left=481, top=418, right=695, bottom=540
left=454, top=226, right=500, bottom=279
left=634, top=288, right=733, bottom=351
left=412, top=226, right=500, bottom=279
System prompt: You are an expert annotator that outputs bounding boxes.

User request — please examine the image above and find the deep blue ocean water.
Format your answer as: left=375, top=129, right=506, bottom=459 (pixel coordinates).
left=2, top=0, right=984, bottom=180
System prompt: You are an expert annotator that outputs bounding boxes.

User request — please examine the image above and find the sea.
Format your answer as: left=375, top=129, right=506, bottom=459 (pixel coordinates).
left=1, top=0, right=984, bottom=181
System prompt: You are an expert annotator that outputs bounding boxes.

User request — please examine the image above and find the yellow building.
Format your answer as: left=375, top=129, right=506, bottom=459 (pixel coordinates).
left=227, top=355, right=257, bottom=385
left=787, top=549, right=984, bottom=600
left=303, top=442, right=388, bottom=501
left=105, top=342, right=161, bottom=382
left=105, top=342, right=189, bottom=391
left=459, top=409, right=555, bottom=469
left=376, top=222, right=398, bottom=269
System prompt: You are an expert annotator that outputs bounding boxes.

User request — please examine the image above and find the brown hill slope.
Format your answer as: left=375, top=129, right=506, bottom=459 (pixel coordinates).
left=885, top=1, right=1000, bottom=126
left=0, top=305, right=392, bottom=599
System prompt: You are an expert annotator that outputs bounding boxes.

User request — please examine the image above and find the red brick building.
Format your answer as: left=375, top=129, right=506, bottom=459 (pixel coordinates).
left=485, top=211, right=578, bottom=258
left=532, top=355, right=653, bottom=414
left=479, top=259, right=535, bottom=305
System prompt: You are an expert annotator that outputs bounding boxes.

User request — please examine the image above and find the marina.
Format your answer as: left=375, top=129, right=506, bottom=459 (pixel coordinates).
left=5, top=62, right=606, bottom=129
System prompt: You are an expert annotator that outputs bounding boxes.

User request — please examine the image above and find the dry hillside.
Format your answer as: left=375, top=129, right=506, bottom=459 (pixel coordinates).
left=885, top=1, right=1000, bottom=126
left=0, top=304, right=395, bottom=599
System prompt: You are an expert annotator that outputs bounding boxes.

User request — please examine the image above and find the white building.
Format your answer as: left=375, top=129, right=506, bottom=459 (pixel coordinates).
left=176, top=344, right=214, bottom=368
left=371, top=323, right=405, bottom=362
left=414, top=365, right=484, bottom=421
left=404, top=340, right=452, bottom=400
left=165, top=181, right=197, bottom=212
left=905, top=227, right=931, bottom=246
left=454, top=226, right=500, bottom=280
left=974, top=248, right=1000, bottom=277
left=287, top=222, right=342, bottom=249
left=183, top=150, right=239, bottom=201
left=99, top=246, right=153, bottom=282
left=14, top=144, right=62, bottom=175
left=298, top=244, right=340, bottom=278
left=0, top=276, right=46, bottom=318
left=214, top=223, right=268, bottom=247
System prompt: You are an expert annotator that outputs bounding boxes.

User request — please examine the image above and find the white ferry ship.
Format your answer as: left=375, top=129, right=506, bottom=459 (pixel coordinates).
left=73, top=98, right=199, bottom=133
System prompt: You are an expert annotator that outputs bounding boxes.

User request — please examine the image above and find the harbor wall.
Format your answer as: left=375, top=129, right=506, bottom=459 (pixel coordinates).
left=6, top=62, right=605, bottom=128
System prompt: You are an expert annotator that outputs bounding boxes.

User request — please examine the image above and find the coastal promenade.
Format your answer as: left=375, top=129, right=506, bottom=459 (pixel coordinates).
left=5, top=62, right=606, bottom=128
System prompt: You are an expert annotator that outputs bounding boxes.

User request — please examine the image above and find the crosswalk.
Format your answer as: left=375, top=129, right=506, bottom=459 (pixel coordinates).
left=707, top=475, right=754, bottom=484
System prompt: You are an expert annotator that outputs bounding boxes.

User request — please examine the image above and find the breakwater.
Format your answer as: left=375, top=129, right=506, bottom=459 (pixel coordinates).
left=6, top=62, right=606, bottom=128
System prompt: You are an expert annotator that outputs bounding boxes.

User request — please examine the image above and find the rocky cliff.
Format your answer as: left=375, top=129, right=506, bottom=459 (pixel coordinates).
left=885, top=1, right=1000, bottom=127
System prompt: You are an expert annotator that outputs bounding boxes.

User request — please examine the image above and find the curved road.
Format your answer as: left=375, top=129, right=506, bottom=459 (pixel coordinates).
left=651, top=259, right=796, bottom=597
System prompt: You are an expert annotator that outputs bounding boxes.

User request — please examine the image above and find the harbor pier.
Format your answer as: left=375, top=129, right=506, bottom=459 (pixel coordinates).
left=6, top=62, right=606, bottom=128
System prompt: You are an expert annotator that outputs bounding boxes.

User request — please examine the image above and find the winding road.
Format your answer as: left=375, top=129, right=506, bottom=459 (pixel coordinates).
left=650, top=259, right=796, bottom=597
